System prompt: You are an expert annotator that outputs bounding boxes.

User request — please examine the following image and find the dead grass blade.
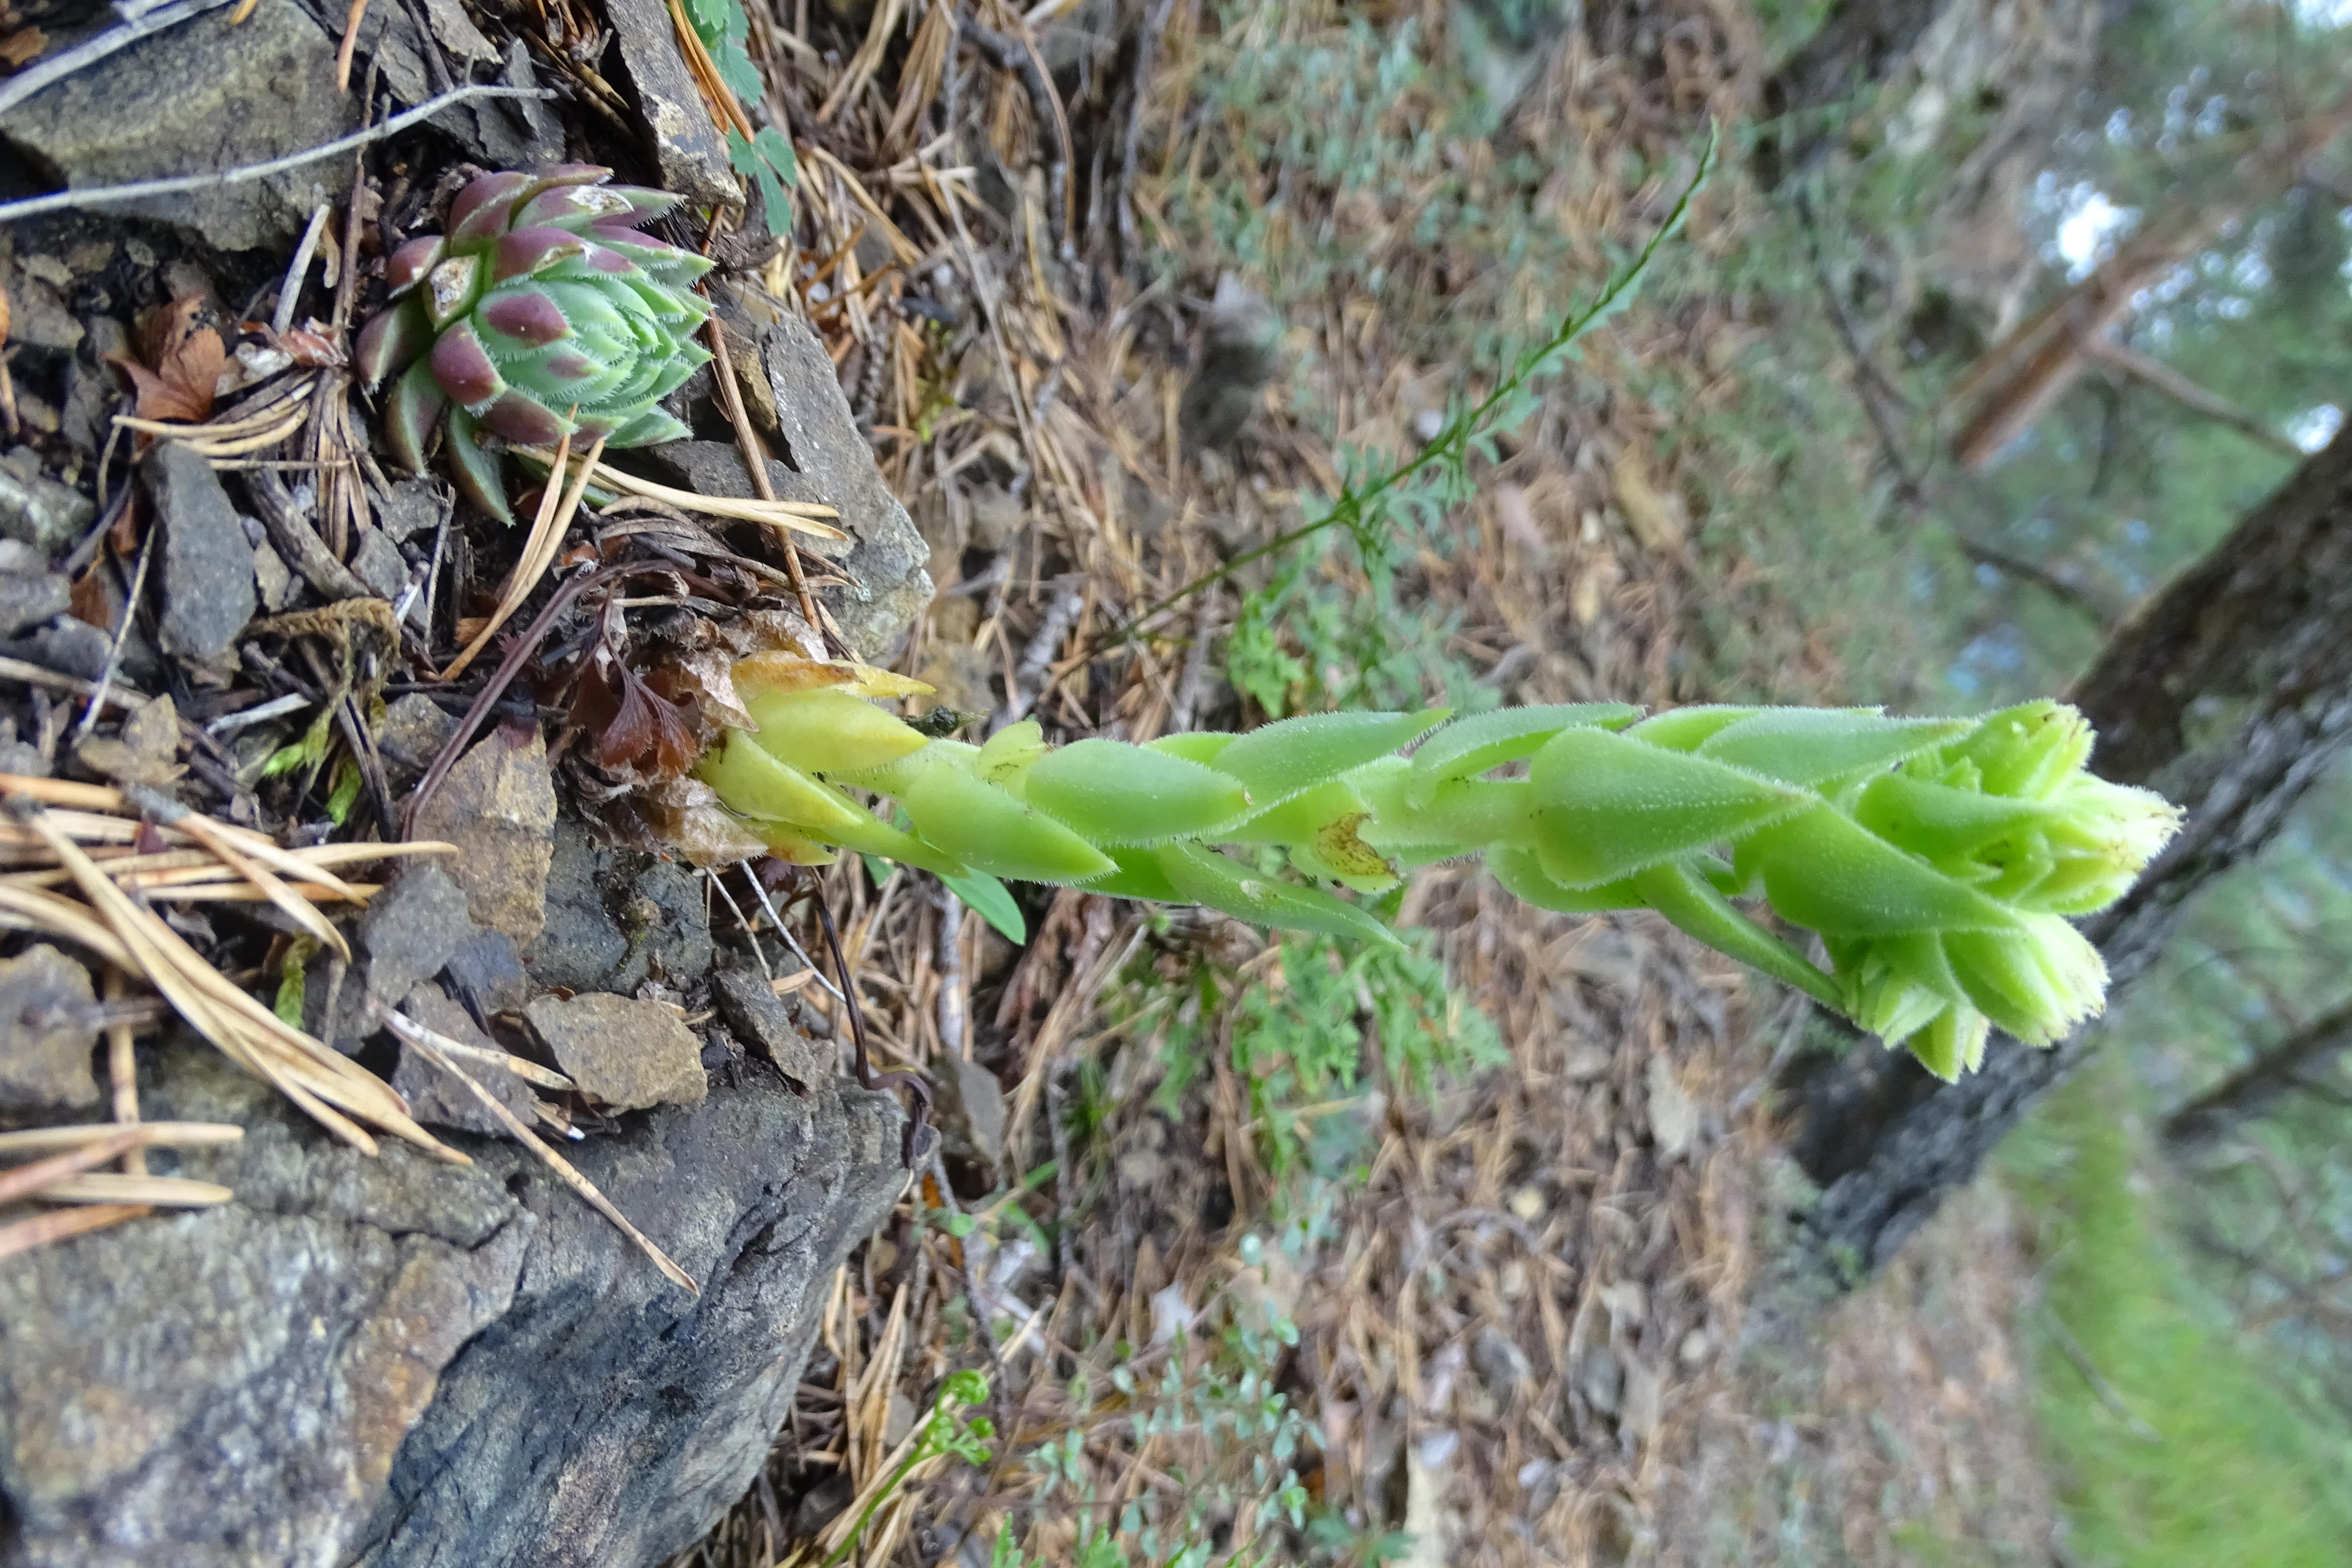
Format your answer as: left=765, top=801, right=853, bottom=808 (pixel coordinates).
left=0, top=1203, right=153, bottom=1259
left=509, top=449, right=847, bottom=536
left=0, top=1122, right=243, bottom=1158
left=29, top=1174, right=234, bottom=1206
left=440, top=429, right=594, bottom=681
left=5, top=794, right=462, bottom=1164
left=168, top=808, right=350, bottom=960
left=387, top=1011, right=697, bottom=1294
left=0, top=1128, right=145, bottom=1205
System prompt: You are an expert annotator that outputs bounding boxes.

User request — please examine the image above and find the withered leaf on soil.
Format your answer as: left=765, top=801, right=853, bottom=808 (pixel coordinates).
left=0, top=26, right=43, bottom=67
left=572, top=659, right=700, bottom=778
left=271, top=324, right=344, bottom=368
left=108, top=296, right=226, bottom=424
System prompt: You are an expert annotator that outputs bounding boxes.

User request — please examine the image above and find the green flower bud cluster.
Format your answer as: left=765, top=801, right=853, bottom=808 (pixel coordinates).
left=697, top=666, right=2179, bottom=1081
left=355, top=165, right=714, bottom=524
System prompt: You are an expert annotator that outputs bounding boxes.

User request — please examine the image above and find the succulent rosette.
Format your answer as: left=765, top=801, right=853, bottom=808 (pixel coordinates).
left=355, top=165, right=714, bottom=523
left=691, top=666, right=2180, bottom=1083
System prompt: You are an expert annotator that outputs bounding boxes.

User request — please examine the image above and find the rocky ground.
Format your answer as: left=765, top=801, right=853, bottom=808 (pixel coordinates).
left=0, top=2, right=2059, bottom=1566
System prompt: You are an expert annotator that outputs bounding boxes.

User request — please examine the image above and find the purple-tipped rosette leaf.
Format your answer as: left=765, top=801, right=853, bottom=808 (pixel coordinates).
left=354, top=296, right=433, bottom=388
left=440, top=409, right=511, bottom=524
left=384, top=236, right=446, bottom=297
left=359, top=164, right=719, bottom=520
left=384, top=360, right=447, bottom=473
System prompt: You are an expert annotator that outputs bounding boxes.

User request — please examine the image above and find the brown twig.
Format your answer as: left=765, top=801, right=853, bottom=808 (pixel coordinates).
left=701, top=271, right=827, bottom=635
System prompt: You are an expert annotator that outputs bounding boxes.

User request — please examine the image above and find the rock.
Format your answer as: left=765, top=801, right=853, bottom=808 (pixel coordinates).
left=409, top=730, right=558, bottom=946
left=251, top=537, right=297, bottom=611
left=524, top=992, right=708, bottom=1112
left=652, top=306, right=935, bottom=659
left=0, top=447, right=94, bottom=555
left=1645, top=1053, right=1698, bottom=1161
left=145, top=443, right=256, bottom=670
left=359, top=863, right=477, bottom=1012
left=521, top=820, right=713, bottom=994
left=71, top=692, right=182, bottom=789
left=0, top=238, right=80, bottom=352
left=0, top=1042, right=905, bottom=1568
left=1471, top=1326, right=1533, bottom=1399
left=443, top=929, right=529, bottom=1018
left=389, top=985, right=538, bottom=1136
left=0, top=1, right=361, bottom=253
left=303, top=861, right=475, bottom=1045
left=0, top=943, right=100, bottom=1113
left=937, top=1054, right=1008, bottom=1170
left=0, top=567, right=67, bottom=638
left=376, top=479, right=449, bottom=543
left=1180, top=273, right=1281, bottom=454
left=709, top=964, right=828, bottom=1092
left=20, top=616, right=108, bottom=680
left=603, top=0, right=742, bottom=210
left=350, top=526, right=409, bottom=601
left=377, top=694, right=459, bottom=790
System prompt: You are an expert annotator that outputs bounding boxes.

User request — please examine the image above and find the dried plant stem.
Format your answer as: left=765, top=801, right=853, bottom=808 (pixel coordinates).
left=440, top=430, right=602, bottom=681
left=0, top=1127, right=146, bottom=1206
left=702, top=296, right=826, bottom=634
left=72, top=516, right=157, bottom=743
left=509, top=448, right=845, bottom=534
left=32, top=1173, right=233, bottom=1206
left=105, top=967, right=147, bottom=1178
left=5, top=797, right=461, bottom=1162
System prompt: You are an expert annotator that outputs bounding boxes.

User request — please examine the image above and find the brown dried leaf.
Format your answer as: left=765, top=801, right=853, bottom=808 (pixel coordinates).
left=0, top=26, right=45, bottom=67
left=648, top=645, right=756, bottom=732
left=572, top=663, right=699, bottom=778
left=636, top=778, right=771, bottom=868
left=274, top=325, right=345, bottom=368
left=108, top=297, right=225, bottom=424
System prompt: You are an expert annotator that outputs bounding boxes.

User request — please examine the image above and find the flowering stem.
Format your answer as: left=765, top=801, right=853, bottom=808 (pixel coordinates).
left=697, top=667, right=2179, bottom=1083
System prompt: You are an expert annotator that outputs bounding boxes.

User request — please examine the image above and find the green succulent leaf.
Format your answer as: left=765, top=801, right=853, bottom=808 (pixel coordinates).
left=695, top=687, right=2179, bottom=1081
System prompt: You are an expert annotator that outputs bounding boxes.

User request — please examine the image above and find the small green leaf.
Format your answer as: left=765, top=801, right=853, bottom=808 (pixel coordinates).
left=273, top=938, right=316, bottom=1029
left=325, top=757, right=363, bottom=826
left=942, top=866, right=1026, bottom=944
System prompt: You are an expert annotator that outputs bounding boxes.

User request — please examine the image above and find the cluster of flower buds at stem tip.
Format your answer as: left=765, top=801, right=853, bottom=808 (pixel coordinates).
left=693, top=657, right=2181, bottom=1083
left=354, top=165, right=713, bottom=524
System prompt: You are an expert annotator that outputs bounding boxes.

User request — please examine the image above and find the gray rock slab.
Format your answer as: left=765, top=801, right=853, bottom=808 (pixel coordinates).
left=0, top=448, right=93, bottom=555
left=710, top=963, right=828, bottom=1092
left=0, top=2, right=361, bottom=253
left=524, top=992, right=708, bottom=1112
left=603, top=0, right=742, bottom=210
left=0, top=1044, right=905, bottom=1568
left=146, top=442, right=257, bottom=668
left=520, top=819, right=712, bottom=995
left=0, top=943, right=100, bottom=1113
